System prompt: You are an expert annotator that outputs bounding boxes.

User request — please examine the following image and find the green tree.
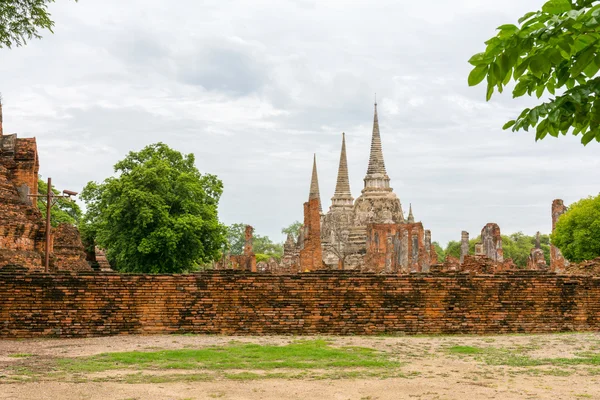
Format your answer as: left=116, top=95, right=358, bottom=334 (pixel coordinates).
left=0, top=0, right=77, bottom=48
left=80, top=143, right=226, bottom=273
left=225, top=223, right=284, bottom=260
left=468, top=0, right=600, bottom=144
left=444, top=239, right=478, bottom=260
left=551, top=194, right=600, bottom=261
left=225, top=223, right=247, bottom=255
left=37, top=177, right=82, bottom=227
left=502, top=232, right=551, bottom=267
left=281, top=221, right=302, bottom=241
left=432, top=241, right=445, bottom=262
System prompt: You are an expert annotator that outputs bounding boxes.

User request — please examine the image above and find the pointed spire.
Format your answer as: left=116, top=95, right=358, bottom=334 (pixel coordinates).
left=363, top=101, right=391, bottom=192
left=308, top=154, right=322, bottom=212
left=407, top=203, right=414, bottom=223
left=330, top=133, right=354, bottom=209
left=366, top=101, right=387, bottom=176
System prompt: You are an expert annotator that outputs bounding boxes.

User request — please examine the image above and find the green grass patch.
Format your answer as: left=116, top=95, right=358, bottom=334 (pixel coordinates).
left=447, top=345, right=600, bottom=368
left=447, top=346, right=483, bottom=355
left=57, top=340, right=402, bottom=373
left=8, top=353, right=34, bottom=358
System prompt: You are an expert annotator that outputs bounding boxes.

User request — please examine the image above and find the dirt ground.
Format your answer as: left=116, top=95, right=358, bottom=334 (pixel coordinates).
left=1, top=333, right=599, bottom=400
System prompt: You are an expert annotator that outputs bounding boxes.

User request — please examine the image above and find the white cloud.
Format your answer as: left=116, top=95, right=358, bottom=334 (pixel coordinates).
left=1, top=0, right=598, bottom=247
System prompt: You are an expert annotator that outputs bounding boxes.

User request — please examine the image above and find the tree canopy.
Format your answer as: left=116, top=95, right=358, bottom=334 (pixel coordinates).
left=80, top=143, right=226, bottom=273
left=469, top=0, right=600, bottom=144
left=281, top=221, right=302, bottom=241
left=225, top=223, right=283, bottom=260
left=551, top=194, right=600, bottom=261
left=0, top=0, right=77, bottom=48
left=37, top=177, right=82, bottom=227
left=442, top=232, right=551, bottom=267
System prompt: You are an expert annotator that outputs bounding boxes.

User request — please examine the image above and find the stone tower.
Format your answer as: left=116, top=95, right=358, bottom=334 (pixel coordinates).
left=300, top=155, right=323, bottom=271
left=308, top=153, right=322, bottom=212
left=329, top=132, right=353, bottom=210
left=322, top=133, right=355, bottom=268
left=352, top=102, right=405, bottom=226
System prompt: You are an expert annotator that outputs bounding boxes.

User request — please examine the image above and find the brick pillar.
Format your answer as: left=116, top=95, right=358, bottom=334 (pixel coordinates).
left=244, top=225, right=256, bottom=272
left=0, top=98, right=3, bottom=136
left=551, top=199, right=569, bottom=271
left=299, top=198, right=322, bottom=271
left=481, top=223, right=503, bottom=262
left=460, top=231, right=469, bottom=264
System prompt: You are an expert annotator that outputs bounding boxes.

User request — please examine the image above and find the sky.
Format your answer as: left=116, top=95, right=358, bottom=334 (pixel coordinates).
left=1, top=0, right=599, bottom=246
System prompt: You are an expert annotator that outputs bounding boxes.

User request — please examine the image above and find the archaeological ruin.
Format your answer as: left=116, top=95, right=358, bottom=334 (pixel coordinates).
left=1, top=97, right=600, bottom=339
left=0, top=102, right=90, bottom=272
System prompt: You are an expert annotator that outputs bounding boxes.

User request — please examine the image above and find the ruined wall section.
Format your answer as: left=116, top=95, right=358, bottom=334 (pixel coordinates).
left=364, top=222, right=430, bottom=273
left=1, top=271, right=599, bottom=338
left=229, top=225, right=256, bottom=272
left=477, top=223, right=503, bottom=262
left=52, top=224, right=92, bottom=272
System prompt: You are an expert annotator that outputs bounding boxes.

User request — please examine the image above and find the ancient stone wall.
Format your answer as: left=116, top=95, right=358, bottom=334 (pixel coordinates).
left=299, top=198, right=322, bottom=271
left=0, top=271, right=599, bottom=338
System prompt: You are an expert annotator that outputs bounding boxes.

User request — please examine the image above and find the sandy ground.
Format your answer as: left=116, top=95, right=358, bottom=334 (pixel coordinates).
left=1, top=333, right=599, bottom=400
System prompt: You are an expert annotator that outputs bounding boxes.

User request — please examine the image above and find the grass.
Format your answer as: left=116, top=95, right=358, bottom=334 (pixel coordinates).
left=8, top=353, right=34, bottom=358
left=447, top=345, right=600, bottom=368
left=57, top=339, right=402, bottom=373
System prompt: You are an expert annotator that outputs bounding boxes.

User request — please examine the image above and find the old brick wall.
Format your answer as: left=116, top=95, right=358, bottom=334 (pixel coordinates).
left=0, top=271, right=599, bottom=338
left=365, top=222, right=429, bottom=273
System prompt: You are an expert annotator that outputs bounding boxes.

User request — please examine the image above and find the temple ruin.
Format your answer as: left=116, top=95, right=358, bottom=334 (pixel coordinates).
left=284, top=103, right=435, bottom=272
left=0, top=102, right=90, bottom=272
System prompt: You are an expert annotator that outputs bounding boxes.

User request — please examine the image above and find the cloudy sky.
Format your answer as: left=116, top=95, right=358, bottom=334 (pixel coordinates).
left=1, top=0, right=598, bottom=246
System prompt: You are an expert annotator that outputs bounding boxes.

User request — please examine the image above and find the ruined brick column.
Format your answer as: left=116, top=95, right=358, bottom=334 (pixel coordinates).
left=0, top=97, right=3, bottom=136
left=460, top=231, right=469, bottom=264
left=551, top=199, right=569, bottom=271
left=244, top=225, right=256, bottom=272
left=299, top=198, right=322, bottom=271
left=480, top=223, right=503, bottom=262
left=527, top=231, right=547, bottom=270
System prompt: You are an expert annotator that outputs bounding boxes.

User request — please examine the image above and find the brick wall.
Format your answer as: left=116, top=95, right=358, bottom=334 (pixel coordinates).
left=0, top=271, right=599, bottom=338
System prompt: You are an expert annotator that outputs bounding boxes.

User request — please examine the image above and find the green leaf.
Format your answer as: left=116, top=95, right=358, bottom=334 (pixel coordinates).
left=468, top=65, right=489, bottom=86
left=513, top=81, right=529, bottom=97
left=582, top=129, right=596, bottom=145
left=542, top=0, right=572, bottom=14
left=502, top=120, right=516, bottom=130
left=492, top=61, right=502, bottom=82
left=536, top=84, right=545, bottom=98
left=518, top=12, right=537, bottom=24
left=468, top=52, right=488, bottom=66
left=529, top=55, right=550, bottom=78
left=583, top=59, right=600, bottom=78
left=486, top=84, right=494, bottom=101
left=514, top=59, right=530, bottom=79
left=548, top=78, right=556, bottom=95
left=497, top=24, right=519, bottom=32
left=536, top=118, right=549, bottom=140
left=572, top=46, right=596, bottom=77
